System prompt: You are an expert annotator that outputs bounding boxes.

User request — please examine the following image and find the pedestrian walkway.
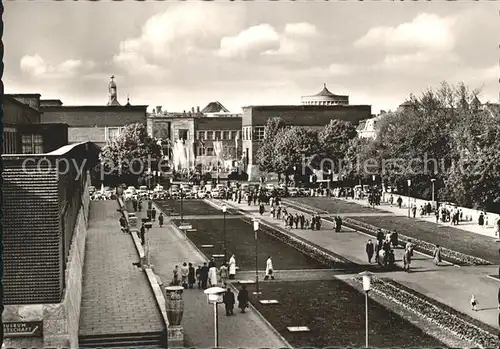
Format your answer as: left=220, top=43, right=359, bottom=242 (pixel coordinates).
left=146, top=203, right=290, bottom=349
left=285, top=197, right=499, bottom=263
left=79, top=201, right=163, bottom=336
left=340, top=197, right=499, bottom=238
left=218, top=199, right=500, bottom=330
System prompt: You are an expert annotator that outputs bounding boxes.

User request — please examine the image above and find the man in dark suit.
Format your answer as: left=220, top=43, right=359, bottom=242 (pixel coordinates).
left=200, top=262, right=209, bottom=289
left=366, top=239, right=374, bottom=264
left=223, top=288, right=235, bottom=316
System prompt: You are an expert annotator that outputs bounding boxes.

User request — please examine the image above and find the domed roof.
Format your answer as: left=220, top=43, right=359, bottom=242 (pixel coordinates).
left=313, top=83, right=336, bottom=97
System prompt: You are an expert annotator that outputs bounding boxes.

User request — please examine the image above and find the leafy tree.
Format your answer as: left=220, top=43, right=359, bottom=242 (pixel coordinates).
left=316, top=119, right=358, bottom=172
left=99, top=123, right=162, bottom=183
left=254, top=117, right=286, bottom=173
left=274, top=126, right=320, bottom=179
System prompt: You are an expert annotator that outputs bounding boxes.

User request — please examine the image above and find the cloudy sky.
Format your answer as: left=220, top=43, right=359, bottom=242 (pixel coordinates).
left=4, top=2, right=499, bottom=114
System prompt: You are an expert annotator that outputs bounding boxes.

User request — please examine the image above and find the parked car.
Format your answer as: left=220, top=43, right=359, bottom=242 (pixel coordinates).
left=124, top=189, right=135, bottom=200
left=288, top=187, right=299, bottom=197
left=88, top=186, right=96, bottom=195
left=265, top=183, right=275, bottom=191
left=197, top=191, right=207, bottom=199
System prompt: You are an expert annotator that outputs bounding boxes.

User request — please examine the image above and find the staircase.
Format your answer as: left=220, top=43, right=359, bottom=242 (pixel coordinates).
left=78, top=331, right=166, bottom=348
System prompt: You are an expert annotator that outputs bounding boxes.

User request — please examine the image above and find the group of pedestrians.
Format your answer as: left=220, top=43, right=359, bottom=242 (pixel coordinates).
left=169, top=255, right=253, bottom=316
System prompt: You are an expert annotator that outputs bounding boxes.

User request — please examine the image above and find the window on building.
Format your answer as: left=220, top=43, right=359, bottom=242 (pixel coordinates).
left=21, top=134, right=43, bottom=154
left=222, top=131, right=229, bottom=140
left=198, top=131, right=206, bottom=140
left=214, top=131, right=221, bottom=140
left=206, top=148, right=214, bottom=156
left=242, top=127, right=247, bottom=140
left=198, top=147, right=205, bottom=156
left=106, top=127, right=120, bottom=142
left=237, top=130, right=241, bottom=140
left=3, top=127, right=17, bottom=154
left=207, top=131, right=214, bottom=140
left=253, top=126, right=265, bottom=141
left=179, top=129, right=189, bottom=140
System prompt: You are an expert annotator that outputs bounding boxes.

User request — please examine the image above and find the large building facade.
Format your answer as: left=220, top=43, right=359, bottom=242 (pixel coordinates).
left=242, top=85, right=372, bottom=179
left=147, top=102, right=242, bottom=168
left=3, top=94, right=69, bottom=154
left=40, top=77, right=148, bottom=148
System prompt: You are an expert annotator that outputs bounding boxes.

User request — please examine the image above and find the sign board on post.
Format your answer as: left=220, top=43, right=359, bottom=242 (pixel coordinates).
left=4, top=321, right=43, bottom=337
left=179, top=224, right=193, bottom=230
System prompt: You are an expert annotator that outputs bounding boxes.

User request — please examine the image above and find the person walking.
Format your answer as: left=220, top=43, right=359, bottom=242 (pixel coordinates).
left=412, top=205, right=417, bottom=218
left=397, top=196, right=403, bottom=209
left=208, top=264, right=218, bottom=287
left=259, top=203, right=265, bottom=215
left=223, top=288, right=235, bottom=316
left=470, top=294, right=478, bottom=311
left=139, top=223, right=146, bottom=245
left=219, top=262, right=229, bottom=286
left=200, top=262, right=209, bottom=289
left=151, top=207, right=157, bottom=221
left=238, top=284, right=249, bottom=313
left=188, top=263, right=196, bottom=289
left=478, top=212, right=485, bottom=227
left=196, top=265, right=202, bottom=289
left=365, top=239, right=374, bottom=264
left=433, top=244, right=442, bottom=265
left=264, top=256, right=275, bottom=280
left=172, top=265, right=180, bottom=286
left=300, top=214, right=305, bottom=229
left=180, top=262, right=189, bottom=288
left=158, top=212, right=164, bottom=227
left=228, top=255, right=237, bottom=280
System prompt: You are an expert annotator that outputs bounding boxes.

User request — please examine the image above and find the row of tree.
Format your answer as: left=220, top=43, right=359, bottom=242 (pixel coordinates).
left=255, top=82, right=500, bottom=212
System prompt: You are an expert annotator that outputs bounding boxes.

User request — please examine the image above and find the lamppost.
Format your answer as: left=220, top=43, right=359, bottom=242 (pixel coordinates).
left=431, top=178, right=436, bottom=203
left=204, top=286, right=226, bottom=348
left=253, top=218, right=261, bottom=296
left=359, top=271, right=373, bottom=348
left=180, top=188, right=184, bottom=224
left=407, top=179, right=411, bottom=218
left=222, top=204, right=227, bottom=262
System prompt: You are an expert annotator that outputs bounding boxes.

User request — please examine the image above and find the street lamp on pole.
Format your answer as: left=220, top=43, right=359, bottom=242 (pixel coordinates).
left=407, top=179, right=411, bottom=218
left=204, top=286, right=226, bottom=348
left=253, top=218, right=262, bottom=296
left=431, top=178, right=436, bottom=203
left=180, top=188, right=184, bottom=224
left=222, top=204, right=227, bottom=262
left=359, top=271, right=373, bottom=348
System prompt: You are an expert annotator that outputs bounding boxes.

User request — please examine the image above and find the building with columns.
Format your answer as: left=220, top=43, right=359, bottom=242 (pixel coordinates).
left=301, top=83, right=349, bottom=106
left=40, top=76, right=148, bottom=148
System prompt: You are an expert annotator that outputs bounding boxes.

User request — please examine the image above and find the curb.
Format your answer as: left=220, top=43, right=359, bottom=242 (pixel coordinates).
left=160, top=204, right=293, bottom=349
left=118, top=198, right=170, bottom=348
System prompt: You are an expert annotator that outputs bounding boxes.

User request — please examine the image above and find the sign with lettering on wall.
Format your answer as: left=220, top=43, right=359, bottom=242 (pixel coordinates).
left=4, top=321, right=43, bottom=337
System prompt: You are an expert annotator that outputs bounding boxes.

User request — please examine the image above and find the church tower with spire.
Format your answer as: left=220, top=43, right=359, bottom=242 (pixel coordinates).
left=107, top=75, right=121, bottom=106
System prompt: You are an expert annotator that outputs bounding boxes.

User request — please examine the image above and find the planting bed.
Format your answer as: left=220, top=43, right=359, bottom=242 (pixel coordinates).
left=244, top=279, right=444, bottom=348
left=173, top=218, right=327, bottom=270
left=155, top=199, right=241, bottom=216
left=351, top=215, right=497, bottom=263
left=287, top=197, right=391, bottom=214
left=355, top=277, right=500, bottom=348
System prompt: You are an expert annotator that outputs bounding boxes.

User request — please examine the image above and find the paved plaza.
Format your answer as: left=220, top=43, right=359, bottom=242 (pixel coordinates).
left=142, top=203, right=291, bottom=349
left=79, top=201, right=163, bottom=336
left=217, top=198, right=500, bottom=330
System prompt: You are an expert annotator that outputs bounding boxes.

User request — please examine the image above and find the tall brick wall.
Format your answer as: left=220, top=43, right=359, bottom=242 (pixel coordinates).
left=4, top=97, right=41, bottom=125
left=68, top=127, right=106, bottom=145
left=3, top=163, right=63, bottom=304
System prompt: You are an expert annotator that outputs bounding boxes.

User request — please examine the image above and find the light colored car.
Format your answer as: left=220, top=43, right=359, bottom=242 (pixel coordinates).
left=192, top=185, right=200, bottom=195
left=124, top=189, right=135, bottom=199
left=197, top=191, right=207, bottom=199
left=288, top=187, right=299, bottom=197
left=265, top=183, right=275, bottom=191
left=211, top=188, right=222, bottom=199
left=88, top=186, right=96, bottom=194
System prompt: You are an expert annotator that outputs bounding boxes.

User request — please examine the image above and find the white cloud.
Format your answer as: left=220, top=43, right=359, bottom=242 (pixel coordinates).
left=20, top=54, right=94, bottom=78
left=113, top=4, right=243, bottom=75
left=20, top=54, right=47, bottom=76
left=328, top=63, right=357, bottom=76
left=354, top=13, right=456, bottom=52
left=220, top=22, right=318, bottom=60
left=284, top=22, right=318, bottom=37
left=217, top=24, right=280, bottom=59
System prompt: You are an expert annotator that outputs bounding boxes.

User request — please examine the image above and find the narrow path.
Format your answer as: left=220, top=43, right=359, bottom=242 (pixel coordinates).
left=79, top=201, right=163, bottom=336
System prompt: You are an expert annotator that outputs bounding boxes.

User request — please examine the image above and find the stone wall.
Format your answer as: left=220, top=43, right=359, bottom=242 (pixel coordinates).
left=3, top=172, right=91, bottom=348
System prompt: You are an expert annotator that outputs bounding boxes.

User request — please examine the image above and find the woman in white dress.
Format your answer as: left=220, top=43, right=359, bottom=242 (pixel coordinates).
left=229, top=255, right=237, bottom=280
left=264, top=256, right=275, bottom=280
left=208, top=265, right=218, bottom=286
